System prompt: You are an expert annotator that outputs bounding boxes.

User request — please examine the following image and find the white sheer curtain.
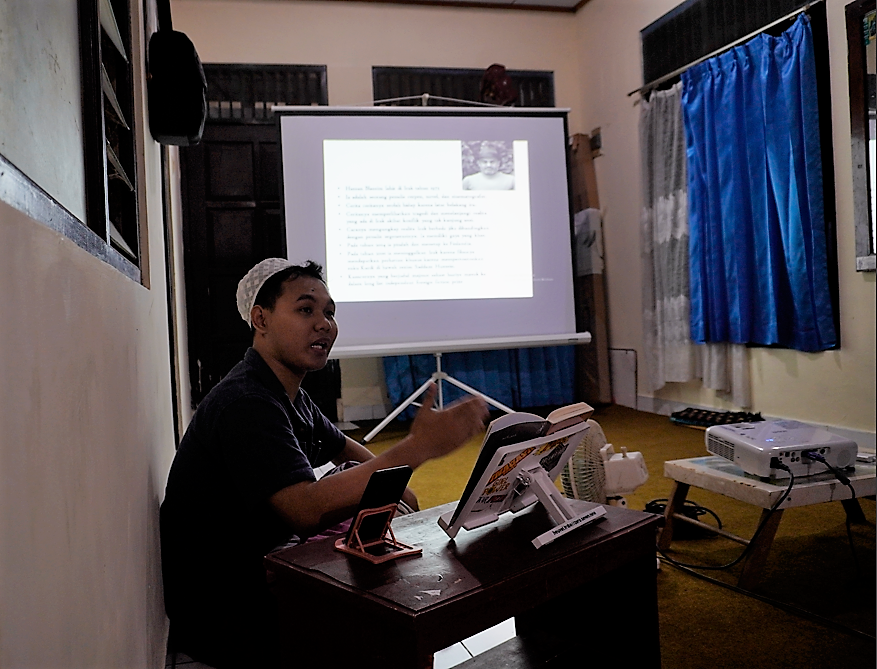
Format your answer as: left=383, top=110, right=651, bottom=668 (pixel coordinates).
left=639, top=83, right=751, bottom=408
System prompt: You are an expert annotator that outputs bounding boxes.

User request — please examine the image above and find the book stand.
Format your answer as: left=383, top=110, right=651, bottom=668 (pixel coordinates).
left=334, top=504, right=423, bottom=564
left=516, top=465, right=606, bottom=549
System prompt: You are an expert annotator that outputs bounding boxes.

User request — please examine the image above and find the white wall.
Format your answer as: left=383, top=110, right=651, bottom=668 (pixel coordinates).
left=0, top=0, right=87, bottom=219
left=0, top=2, right=175, bottom=667
left=173, top=0, right=582, bottom=120
left=173, top=0, right=875, bottom=438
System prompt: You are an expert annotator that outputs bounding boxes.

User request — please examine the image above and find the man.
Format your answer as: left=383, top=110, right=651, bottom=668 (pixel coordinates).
left=462, top=142, right=515, bottom=191
left=160, top=258, right=488, bottom=667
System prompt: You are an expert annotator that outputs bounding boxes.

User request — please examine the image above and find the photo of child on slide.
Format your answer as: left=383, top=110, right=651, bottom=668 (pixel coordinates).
left=462, top=140, right=515, bottom=190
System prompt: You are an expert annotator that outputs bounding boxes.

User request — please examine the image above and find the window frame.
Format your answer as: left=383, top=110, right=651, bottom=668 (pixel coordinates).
left=77, top=0, right=143, bottom=280
left=846, top=0, right=876, bottom=271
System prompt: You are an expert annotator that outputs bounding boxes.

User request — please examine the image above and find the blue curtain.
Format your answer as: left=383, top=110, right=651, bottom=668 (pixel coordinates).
left=681, top=14, right=836, bottom=352
left=383, top=347, right=575, bottom=420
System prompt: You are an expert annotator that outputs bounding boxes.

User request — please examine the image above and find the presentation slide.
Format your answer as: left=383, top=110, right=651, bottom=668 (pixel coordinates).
left=323, top=139, right=532, bottom=302
left=278, top=108, right=579, bottom=354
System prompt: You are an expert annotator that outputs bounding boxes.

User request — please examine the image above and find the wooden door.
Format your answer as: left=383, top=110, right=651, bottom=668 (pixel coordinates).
left=179, top=123, right=339, bottom=418
left=178, top=64, right=338, bottom=420
left=180, top=123, right=280, bottom=402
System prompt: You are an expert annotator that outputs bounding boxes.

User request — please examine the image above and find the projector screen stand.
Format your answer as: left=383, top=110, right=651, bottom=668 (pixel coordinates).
left=362, top=352, right=514, bottom=443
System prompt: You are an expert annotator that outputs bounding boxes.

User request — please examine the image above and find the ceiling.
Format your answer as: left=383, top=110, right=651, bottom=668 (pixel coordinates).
left=297, top=0, right=591, bottom=12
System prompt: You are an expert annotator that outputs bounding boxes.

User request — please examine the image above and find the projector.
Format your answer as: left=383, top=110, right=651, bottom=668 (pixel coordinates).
left=705, top=420, right=858, bottom=479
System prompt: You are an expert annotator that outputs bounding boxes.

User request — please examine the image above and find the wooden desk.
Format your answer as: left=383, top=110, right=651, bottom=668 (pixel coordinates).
left=658, top=456, right=876, bottom=589
left=266, top=499, right=661, bottom=669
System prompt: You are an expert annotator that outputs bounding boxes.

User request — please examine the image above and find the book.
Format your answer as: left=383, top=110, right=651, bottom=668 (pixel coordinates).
left=479, top=401, right=594, bottom=449
left=543, top=402, right=595, bottom=434
left=439, top=402, right=594, bottom=538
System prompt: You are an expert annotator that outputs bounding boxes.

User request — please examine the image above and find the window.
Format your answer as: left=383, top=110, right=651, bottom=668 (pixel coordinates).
left=372, top=66, right=555, bottom=107
left=79, top=0, right=142, bottom=277
left=639, top=1, right=840, bottom=350
left=641, top=0, right=812, bottom=85
left=846, top=0, right=876, bottom=270
left=204, top=64, right=329, bottom=123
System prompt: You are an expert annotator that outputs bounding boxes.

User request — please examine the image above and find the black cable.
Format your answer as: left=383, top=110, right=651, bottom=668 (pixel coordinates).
left=645, top=498, right=723, bottom=530
left=844, top=515, right=860, bottom=576
left=656, top=460, right=795, bottom=571
left=659, top=557, right=876, bottom=643
left=801, top=450, right=861, bottom=575
left=800, top=450, right=855, bottom=491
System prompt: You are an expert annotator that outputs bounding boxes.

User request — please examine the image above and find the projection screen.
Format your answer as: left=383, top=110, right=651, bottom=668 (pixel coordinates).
left=276, top=106, right=589, bottom=358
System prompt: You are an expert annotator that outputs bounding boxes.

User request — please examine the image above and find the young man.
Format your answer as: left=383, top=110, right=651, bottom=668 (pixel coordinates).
left=462, top=141, right=515, bottom=191
left=160, top=258, right=488, bottom=667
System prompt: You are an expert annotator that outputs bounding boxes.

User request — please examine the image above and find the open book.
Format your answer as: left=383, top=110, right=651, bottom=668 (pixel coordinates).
left=439, top=402, right=595, bottom=539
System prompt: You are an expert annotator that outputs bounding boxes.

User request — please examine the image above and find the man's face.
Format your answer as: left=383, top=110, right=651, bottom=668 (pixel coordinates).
left=259, top=275, right=338, bottom=378
left=477, top=155, right=500, bottom=176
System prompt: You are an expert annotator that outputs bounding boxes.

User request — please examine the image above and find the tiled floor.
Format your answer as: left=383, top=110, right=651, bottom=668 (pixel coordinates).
left=165, top=618, right=516, bottom=668
left=434, top=618, right=516, bottom=669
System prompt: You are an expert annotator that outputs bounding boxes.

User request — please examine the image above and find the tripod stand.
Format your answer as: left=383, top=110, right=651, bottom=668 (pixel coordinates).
left=362, top=352, right=514, bottom=443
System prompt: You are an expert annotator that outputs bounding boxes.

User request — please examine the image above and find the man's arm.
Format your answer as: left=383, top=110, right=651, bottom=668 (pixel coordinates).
left=331, top=437, right=419, bottom=511
left=269, top=384, right=486, bottom=535
left=332, top=437, right=376, bottom=467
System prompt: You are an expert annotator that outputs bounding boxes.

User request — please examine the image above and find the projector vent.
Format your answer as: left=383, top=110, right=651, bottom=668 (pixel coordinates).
left=707, top=434, right=735, bottom=462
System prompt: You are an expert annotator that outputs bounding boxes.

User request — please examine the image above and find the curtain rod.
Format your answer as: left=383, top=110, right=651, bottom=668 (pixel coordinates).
left=627, top=0, right=821, bottom=98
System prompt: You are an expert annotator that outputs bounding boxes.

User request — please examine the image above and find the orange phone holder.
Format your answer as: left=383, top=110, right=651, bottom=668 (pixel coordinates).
left=334, top=503, right=422, bottom=564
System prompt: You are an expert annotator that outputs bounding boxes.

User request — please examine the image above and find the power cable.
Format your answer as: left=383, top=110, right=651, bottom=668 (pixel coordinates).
left=656, top=460, right=795, bottom=571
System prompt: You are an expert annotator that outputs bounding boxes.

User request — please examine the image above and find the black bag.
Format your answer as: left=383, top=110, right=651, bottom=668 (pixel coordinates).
left=147, top=0, right=207, bottom=146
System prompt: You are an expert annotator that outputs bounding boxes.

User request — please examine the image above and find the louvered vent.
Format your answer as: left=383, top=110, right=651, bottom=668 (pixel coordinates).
left=706, top=434, right=736, bottom=462
left=640, top=0, right=810, bottom=86
left=372, top=66, right=555, bottom=108
left=203, top=64, right=328, bottom=123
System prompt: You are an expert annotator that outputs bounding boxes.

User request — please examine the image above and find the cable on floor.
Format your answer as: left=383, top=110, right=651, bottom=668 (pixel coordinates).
left=645, top=498, right=723, bottom=536
left=655, top=460, right=795, bottom=571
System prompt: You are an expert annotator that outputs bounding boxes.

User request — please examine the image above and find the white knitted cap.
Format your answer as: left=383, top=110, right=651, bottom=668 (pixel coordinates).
left=236, top=258, right=296, bottom=327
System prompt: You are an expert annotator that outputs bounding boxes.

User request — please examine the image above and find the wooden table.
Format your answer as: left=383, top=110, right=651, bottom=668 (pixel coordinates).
left=266, top=499, right=661, bottom=669
left=658, top=456, right=876, bottom=589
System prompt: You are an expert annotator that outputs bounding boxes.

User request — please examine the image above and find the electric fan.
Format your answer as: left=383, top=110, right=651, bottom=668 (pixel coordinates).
left=561, top=419, right=609, bottom=503
left=561, top=419, right=649, bottom=506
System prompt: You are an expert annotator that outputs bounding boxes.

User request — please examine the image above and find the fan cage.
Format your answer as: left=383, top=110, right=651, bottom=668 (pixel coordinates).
left=560, top=419, right=608, bottom=504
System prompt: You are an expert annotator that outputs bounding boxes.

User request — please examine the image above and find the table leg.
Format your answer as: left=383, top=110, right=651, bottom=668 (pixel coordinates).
left=657, top=481, right=690, bottom=551
left=737, top=508, right=784, bottom=590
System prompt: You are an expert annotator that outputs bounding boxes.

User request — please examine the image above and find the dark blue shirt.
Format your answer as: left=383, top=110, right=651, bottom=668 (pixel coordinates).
left=160, top=348, right=346, bottom=665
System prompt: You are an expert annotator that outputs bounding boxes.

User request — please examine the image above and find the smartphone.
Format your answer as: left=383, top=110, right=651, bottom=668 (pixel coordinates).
left=346, top=465, right=413, bottom=545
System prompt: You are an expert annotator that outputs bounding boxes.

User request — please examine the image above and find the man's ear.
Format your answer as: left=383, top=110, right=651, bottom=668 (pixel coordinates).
left=251, top=305, right=269, bottom=333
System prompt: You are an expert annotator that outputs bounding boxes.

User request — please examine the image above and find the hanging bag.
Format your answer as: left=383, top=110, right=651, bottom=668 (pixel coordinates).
left=147, top=0, right=207, bottom=145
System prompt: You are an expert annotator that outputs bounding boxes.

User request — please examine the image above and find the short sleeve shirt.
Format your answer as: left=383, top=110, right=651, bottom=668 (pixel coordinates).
left=160, top=348, right=346, bottom=631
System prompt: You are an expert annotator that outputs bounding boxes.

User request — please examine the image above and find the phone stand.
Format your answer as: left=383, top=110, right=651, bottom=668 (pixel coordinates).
left=334, top=504, right=423, bottom=564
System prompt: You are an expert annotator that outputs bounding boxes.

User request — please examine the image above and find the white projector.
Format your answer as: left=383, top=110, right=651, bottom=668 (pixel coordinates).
left=705, top=420, right=858, bottom=479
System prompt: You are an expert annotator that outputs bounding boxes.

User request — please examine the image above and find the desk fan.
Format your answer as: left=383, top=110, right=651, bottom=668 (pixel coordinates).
left=561, top=420, right=649, bottom=506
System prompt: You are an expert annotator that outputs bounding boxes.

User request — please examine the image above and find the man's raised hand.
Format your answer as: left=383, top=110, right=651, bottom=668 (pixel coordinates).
left=409, top=383, right=489, bottom=463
